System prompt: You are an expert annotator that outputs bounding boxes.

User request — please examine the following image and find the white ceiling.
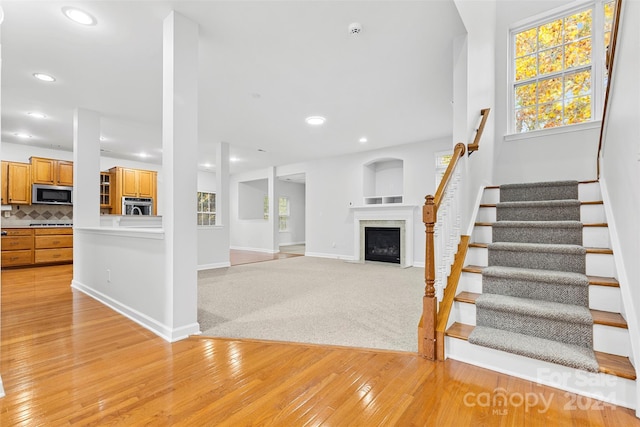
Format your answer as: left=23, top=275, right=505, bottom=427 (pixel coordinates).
left=1, top=1, right=466, bottom=175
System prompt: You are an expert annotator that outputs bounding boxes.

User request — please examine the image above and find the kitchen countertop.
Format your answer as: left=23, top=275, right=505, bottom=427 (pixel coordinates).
left=1, top=224, right=73, bottom=229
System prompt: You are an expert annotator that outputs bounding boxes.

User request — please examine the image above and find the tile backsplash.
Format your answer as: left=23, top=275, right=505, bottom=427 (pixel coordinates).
left=1, top=205, right=73, bottom=226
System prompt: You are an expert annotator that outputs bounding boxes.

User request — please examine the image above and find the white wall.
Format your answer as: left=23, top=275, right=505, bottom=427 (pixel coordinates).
left=195, top=170, right=230, bottom=269
left=453, top=0, right=497, bottom=231
left=277, top=180, right=305, bottom=246
left=599, top=0, right=640, bottom=413
left=230, top=138, right=450, bottom=263
left=230, top=170, right=273, bottom=252
left=492, top=0, right=598, bottom=184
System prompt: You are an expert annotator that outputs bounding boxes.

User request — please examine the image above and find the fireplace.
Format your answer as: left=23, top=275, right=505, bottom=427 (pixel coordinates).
left=365, top=227, right=401, bottom=264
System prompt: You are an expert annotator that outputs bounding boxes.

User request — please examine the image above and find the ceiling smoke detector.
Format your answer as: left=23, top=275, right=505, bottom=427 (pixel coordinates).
left=348, top=22, right=362, bottom=35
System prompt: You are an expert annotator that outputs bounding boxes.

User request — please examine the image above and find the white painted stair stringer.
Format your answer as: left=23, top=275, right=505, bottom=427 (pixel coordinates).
left=445, top=336, right=636, bottom=410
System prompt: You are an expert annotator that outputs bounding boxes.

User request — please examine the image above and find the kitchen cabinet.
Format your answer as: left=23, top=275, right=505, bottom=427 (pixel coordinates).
left=6, top=162, right=32, bottom=205
left=100, top=172, right=112, bottom=209
left=1, top=161, right=8, bottom=204
left=30, top=156, right=73, bottom=186
left=34, top=228, right=73, bottom=264
left=1, top=229, right=34, bottom=267
left=109, top=167, right=157, bottom=214
left=1, top=228, right=73, bottom=268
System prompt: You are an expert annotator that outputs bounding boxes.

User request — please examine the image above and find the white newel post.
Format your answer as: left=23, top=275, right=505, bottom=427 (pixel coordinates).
left=162, top=11, right=200, bottom=339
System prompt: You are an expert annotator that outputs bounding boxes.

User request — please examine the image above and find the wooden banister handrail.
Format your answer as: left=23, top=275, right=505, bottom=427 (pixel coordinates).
left=419, top=142, right=465, bottom=360
left=467, top=108, right=490, bottom=154
left=597, top=0, right=622, bottom=179
left=434, top=143, right=466, bottom=207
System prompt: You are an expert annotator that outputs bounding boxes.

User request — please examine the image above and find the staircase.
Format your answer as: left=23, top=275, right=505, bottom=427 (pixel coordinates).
left=445, top=180, right=637, bottom=409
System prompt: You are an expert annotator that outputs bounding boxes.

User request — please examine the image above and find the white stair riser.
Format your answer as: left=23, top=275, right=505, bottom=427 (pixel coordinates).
left=594, top=324, right=631, bottom=357
left=458, top=271, right=483, bottom=293
left=481, top=188, right=499, bottom=204
left=445, top=337, right=636, bottom=410
left=583, top=227, right=611, bottom=248
left=579, top=182, right=602, bottom=202
left=590, top=285, right=622, bottom=313
left=476, top=207, right=496, bottom=222
left=586, top=253, right=616, bottom=277
left=466, top=247, right=488, bottom=266
left=581, top=204, right=607, bottom=223
left=454, top=301, right=476, bottom=325
left=472, top=225, right=610, bottom=248
left=454, top=301, right=629, bottom=356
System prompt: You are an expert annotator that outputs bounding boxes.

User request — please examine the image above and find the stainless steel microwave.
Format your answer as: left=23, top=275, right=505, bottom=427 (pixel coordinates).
left=32, top=184, right=73, bottom=205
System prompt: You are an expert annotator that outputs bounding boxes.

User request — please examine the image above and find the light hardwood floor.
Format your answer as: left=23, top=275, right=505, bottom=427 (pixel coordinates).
left=1, top=264, right=638, bottom=425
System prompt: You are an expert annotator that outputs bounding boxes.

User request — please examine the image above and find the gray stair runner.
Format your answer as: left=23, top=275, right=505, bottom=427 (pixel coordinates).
left=468, top=180, right=598, bottom=372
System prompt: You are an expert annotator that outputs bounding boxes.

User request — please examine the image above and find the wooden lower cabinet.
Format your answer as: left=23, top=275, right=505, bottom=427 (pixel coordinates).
left=2, top=228, right=73, bottom=267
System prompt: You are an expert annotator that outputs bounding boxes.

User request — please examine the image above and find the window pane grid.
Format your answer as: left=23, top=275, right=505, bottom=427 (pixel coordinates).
left=197, top=192, right=216, bottom=226
left=513, top=6, right=596, bottom=132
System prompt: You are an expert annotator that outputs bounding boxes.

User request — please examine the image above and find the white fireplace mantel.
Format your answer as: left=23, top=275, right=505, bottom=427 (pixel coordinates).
left=351, top=204, right=418, bottom=267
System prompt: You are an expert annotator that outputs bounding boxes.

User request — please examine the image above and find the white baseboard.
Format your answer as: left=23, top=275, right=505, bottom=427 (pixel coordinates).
left=197, top=262, right=231, bottom=271
left=279, top=241, right=305, bottom=246
left=71, top=280, right=200, bottom=342
left=230, top=246, right=278, bottom=254
left=413, top=261, right=425, bottom=268
left=305, top=252, right=355, bottom=261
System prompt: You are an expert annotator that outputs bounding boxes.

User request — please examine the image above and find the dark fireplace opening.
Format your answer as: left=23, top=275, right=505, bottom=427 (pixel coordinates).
left=365, top=227, right=401, bottom=264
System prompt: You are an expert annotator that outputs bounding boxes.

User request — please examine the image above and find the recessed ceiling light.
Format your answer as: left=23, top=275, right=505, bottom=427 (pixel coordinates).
left=230, top=157, right=239, bottom=162
left=305, top=116, right=326, bottom=126
left=62, top=7, right=96, bottom=26
left=33, top=73, right=56, bottom=82
left=27, top=112, right=47, bottom=119
left=14, top=132, right=32, bottom=139
left=138, top=152, right=148, bottom=158
left=99, top=136, right=106, bottom=141
left=359, top=137, right=368, bottom=143
left=203, top=163, right=212, bottom=168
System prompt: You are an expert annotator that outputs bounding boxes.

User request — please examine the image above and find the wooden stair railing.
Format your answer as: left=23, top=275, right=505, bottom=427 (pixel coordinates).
left=467, top=108, right=490, bottom=155
left=597, top=0, right=622, bottom=178
left=419, top=142, right=466, bottom=360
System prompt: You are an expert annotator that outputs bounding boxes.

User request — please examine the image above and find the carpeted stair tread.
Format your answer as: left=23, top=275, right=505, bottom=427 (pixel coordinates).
left=492, top=221, right=583, bottom=245
left=496, top=200, right=581, bottom=221
left=482, top=266, right=589, bottom=305
left=483, top=266, right=588, bottom=286
left=488, top=242, right=586, bottom=273
left=468, top=325, right=599, bottom=372
left=499, top=180, right=579, bottom=202
left=475, top=294, right=592, bottom=325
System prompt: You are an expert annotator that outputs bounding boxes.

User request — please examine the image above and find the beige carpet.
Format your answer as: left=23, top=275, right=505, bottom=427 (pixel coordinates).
left=198, top=256, right=424, bottom=352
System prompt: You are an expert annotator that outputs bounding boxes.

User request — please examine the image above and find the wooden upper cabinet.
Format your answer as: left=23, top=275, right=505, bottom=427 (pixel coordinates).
left=108, top=167, right=157, bottom=214
left=30, top=157, right=73, bottom=186
left=122, top=168, right=138, bottom=197
left=1, top=161, right=8, bottom=204
left=7, top=162, right=31, bottom=205
left=56, top=161, right=74, bottom=186
left=137, top=170, right=154, bottom=198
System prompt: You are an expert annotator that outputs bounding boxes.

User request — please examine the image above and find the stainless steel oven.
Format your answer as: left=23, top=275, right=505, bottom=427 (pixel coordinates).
left=122, top=197, right=153, bottom=215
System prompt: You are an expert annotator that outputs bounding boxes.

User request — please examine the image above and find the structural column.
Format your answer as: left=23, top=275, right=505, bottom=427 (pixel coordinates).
left=162, top=11, right=200, bottom=339
left=267, top=166, right=279, bottom=253
left=72, top=108, right=101, bottom=228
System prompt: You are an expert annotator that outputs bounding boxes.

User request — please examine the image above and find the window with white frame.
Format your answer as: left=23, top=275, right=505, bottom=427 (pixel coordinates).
left=510, top=0, right=614, bottom=133
left=278, top=197, right=290, bottom=232
left=197, top=192, right=216, bottom=226
left=435, top=151, right=453, bottom=189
